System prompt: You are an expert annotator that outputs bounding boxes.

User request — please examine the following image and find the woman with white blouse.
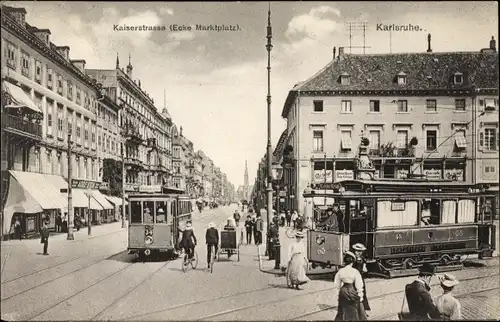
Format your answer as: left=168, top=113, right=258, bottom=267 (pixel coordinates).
left=334, top=251, right=367, bottom=321
left=286, top=231, right=310, bottom=289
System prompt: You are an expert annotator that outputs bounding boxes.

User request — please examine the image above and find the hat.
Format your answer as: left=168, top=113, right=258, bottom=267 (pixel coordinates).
left=208, top=222, right=215, bottom=228
left=186, top=221, right=192, bottom=227
left=439, top=274, right=459, bottom=288
left=352, top=243, right=366, bottom=251
left=157, top=208, right=164, bottom=213
left=295, top=231, right=304, bottom=238
left=418, top=263, right=435, bottom=276
left=344, top=250, right=356, bottom=260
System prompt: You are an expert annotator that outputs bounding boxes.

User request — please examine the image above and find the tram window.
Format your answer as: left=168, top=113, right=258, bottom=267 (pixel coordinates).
left=441, top=200, right=457, bottom=224
left=130, top=201, right=142, bottom=224
left=143, top=201, right=155, bottom=224
left=457, top=199, right=475, bottom=223
left=377, top=200, right=418, bottom=228
left=156, top=201, right=167, bottom=223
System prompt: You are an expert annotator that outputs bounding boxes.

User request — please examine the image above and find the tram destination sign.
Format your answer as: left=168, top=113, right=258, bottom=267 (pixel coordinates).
left=71, top=179, right=102, bottom=189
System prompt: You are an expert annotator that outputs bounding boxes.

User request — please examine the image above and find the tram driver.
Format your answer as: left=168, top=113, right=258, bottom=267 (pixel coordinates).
left=156, top=208, right=165, bottom=223
left=144, top=208, right=154, bottom=224
left=421, top=200, right=432, bottom=226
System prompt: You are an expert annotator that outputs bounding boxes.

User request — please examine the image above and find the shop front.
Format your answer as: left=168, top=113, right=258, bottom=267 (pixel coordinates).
left=443, top=159, right=467, bottom=182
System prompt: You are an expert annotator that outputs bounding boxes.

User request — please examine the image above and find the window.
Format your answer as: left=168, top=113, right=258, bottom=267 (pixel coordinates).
left=313, top=100, right=324, bottom=112
left=481, top=128, right=497, bottom=151
left=396, top=130, right=408, bottom=149
left=47, top=68, right=53, bottom=89
left=98, top=135, right=102, bottom=147
left=455, top=99, right=466, bottom=111
left=91, top=123, right=96, bottom=149
left=454, top=129, right=467, bottom=149
left=484, top=98, right=497, bottom=110
left=76, top=115, right=82, bottom=144
left=21, top=51, right=30, bottom=77
left=67, top=80, right=73, bottom=100
left=84, top=120, right=89, bottom=148
left=454, top=73, right=463, bottom=85
left=341, top=100, right=352, bottom=113
left=426, top=99, right=437, bottom=112
left=47, top=103, right=53, bottom=135
left=340, top=131, right=352, bottom=150
left=397, top=100, right=408, bottom=112
left=340, top=75, right=350, bottom=85
left=369, top=100, right=380, bottom=112
left=397, top=74, right=407, bottom=86
left=57, top=74, right=63, bottom=95
left=57, top=106, right=64, bottom=138
left=426, top=130, right=437, bottom=151
left=35, top=60, right=42, bottom=83
left=76, top=87, right=81, bottom=105
left=5, top=41, right=17, bottom=69
left=130, top=201, right=142, bottom=224
left=369, top=131, right=380, bottom=150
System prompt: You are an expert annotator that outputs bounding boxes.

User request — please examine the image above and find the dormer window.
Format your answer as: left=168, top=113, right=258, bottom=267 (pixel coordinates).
left=454, top=72, right=463, bottom=85
left=340, top=72, right=350, bottom=85
left=397, top=72, right=407, bottom=86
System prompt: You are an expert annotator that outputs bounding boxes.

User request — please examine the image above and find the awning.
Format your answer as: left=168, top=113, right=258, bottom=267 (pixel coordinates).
left=71, top=189, right=103, bottom=210
left=455, top=134, right=467, bottom=148
left=91, top=190, right=114, bottom=209
left=341, top=133, right=353, bottom=150
left=104, top=195, right=128, bottom=206
left=3, top=171, right=67, bottom=235
left=3, top=82, right=42, bottom=114
left=43, top=174, right=69, bottom=212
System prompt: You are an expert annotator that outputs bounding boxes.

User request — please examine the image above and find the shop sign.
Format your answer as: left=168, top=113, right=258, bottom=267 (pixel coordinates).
left=124, top=184, right=139, bottom=192
left=396, top=169, right=409, bottom=179
left=279, top=191, right=287, bottom=197
left=71, top=179, right=101, bottom=189
left=444, top=169, right=464, bottom=181
left=391, top=202, right=406, bottom=211
left=314, top=170, right=333, bottom=183
left=99, top=182, right=110, bottom=190
left=139, top=185, right=162, bottom=193
left=423, top=169, right=442, bottom=180
left=335, top=170, right=354, bottom=182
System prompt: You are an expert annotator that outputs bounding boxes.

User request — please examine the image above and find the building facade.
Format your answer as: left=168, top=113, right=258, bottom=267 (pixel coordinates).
left=280, top=37, right=498, bottom=212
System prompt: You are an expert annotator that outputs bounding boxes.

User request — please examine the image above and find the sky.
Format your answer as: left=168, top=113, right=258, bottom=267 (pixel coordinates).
left=12, top=1, right=498, bottom=187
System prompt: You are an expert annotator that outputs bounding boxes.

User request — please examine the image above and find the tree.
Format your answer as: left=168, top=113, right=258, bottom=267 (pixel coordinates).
left=102, top=158, right=123, bottom=197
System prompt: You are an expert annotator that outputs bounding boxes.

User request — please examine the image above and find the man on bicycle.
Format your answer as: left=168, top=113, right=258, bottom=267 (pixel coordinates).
left=205, top=222, right=219, bottom=268
left=180, top=220, right=197, bottom=260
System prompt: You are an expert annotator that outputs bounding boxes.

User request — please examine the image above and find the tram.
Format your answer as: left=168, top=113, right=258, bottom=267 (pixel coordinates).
left=305, top=179, right=497, bottom=277
left=127, top=193, right=193, bottom=259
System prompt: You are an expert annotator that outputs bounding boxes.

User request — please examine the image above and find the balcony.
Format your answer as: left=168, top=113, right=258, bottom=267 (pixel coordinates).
left=124, top=157, right=143, bottom=170
left=1, top=112, right=42, bottom=140
left=370, top=145, right=415, bottom=158
left=122, top=124, right=143, bottom=144
left=146, top=138, right=157, bottom=149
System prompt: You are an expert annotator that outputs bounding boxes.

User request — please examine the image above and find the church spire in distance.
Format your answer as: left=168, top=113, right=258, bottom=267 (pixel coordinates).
left=244, top=160, right=249, bottom=200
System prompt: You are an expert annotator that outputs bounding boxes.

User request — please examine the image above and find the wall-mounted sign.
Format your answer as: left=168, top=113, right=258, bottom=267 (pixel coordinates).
left=335, top=170, right=354, bottom=182
left=314, top=170, right=333, bottom=183
left=124, top=184, right=139, bottom=192
left=279, top=191, right=287, bottom=197
left=444, top=168, right=464, bottom=182
left=71, top=179, right=101, bottom=189
left=391, top=202, right=406, bottom=211
left=139, top=185, right=162, bottom=193
left=99, top=182, right=110, bottom=190
left=423, top=169, right=442, bottom=180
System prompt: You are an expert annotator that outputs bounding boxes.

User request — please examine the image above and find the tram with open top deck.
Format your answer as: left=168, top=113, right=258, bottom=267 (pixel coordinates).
left=305, top=179, right=497, bottom=278
left=127, top=192, right=193, bottom=260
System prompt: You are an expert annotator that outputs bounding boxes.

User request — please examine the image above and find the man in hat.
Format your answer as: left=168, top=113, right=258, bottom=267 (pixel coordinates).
left=434, top=274, right=462, bottom=320
left=255, top=214, right=264, bottom=245
left=156, top=208, right=166, bottom=223
left=205, top=222, right=219, bottom=268
left=332, top=203, right=346, bottom=232
left=404, top=263, right=441, bottom=320
left=180, top=220, right=197, bottom=260
left=40, top=220, right=50, bottom=255
left=244, top=215, right=253, bottom=244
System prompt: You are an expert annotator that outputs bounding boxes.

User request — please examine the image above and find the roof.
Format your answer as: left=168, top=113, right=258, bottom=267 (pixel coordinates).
left=273, top=129, right=288, bottom=158
left=282, top=50, right=499, bottom=118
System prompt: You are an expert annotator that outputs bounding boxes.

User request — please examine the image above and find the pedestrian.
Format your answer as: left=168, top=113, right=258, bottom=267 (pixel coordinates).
left=332, top=204, right=346, bottom=232
left=255, top=214, right=264, bottom=245
left=434, top=274, right=462, bottom=320
left=291, top=211, right=298, bottom=229
left=75, top=214, right=81, bottom=231
left=245, top=215, right=253, bottom=244
left=205, top=222, right=219, bottom=268
left=40, top=221, right=50, bottom=255
left=296, top=213, right=305, bottom=231
left=14, top=217, right=22, bottom=240
left=280, top=212, right=286, bottom=227
left=62, top=214, right=68, bottom=233
left=334, top=251, right=367, bottom=321
left=56, top=213, right=62, bottom=232
left=285, top=210, right=292, bottom=227
left=402, top=263, right=441, bottom=320
left=286, top=231, right=310, bottom=290
left=352, top=243, right=371, bottom=315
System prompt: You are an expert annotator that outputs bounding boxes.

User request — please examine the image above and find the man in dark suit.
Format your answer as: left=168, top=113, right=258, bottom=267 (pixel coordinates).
left=205, top=222, right=219, bottom=268
left=404, top=263, right=441, bottom=320
left=244, top=215, right=253, bottom=244
left=40, top=221, right=50, bottom=255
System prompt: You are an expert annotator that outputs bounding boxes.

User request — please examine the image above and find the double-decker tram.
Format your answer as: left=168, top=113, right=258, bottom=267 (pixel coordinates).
left=127, top=193, right=193, bottom=260
left=305, top=179, right=497, bottom=278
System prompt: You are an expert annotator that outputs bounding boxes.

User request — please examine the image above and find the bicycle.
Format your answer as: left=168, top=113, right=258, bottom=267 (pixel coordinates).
left=285, top=226, right=297, bottom=239
left=181, top=249, right=198, bottom=273
left=207, top=244, right=217, bottom=273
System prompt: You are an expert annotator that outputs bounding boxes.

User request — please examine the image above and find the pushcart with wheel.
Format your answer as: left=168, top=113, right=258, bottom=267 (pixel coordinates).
left=218, top=229, right=240, bottom=262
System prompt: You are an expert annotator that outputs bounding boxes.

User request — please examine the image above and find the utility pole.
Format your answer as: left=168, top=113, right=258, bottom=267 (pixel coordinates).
left=67, top=133, right=74, bottom=240
left=265, top=2, right=273, bottom=257
left=121, top=142, right=126, bottom=228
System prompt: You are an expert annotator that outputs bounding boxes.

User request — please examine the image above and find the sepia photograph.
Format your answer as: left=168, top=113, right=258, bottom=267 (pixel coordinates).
left=0, top=1, right=498, bottom=321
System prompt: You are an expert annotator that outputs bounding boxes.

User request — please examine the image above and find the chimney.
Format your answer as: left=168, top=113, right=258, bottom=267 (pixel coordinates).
left=138, top=80, right=141, bottom=88
left=180, top=126, right=183, bottom=136
left=4, top=6, right=27, bottom=26
left=333, top=47, right=336, bottom=60
left=116, top=53, right=120, bottom=69
left=427, top=33, right=432, bottom=53
left=71, top=59, right=86, bottom=73
left=338, top=47, right=345, bottom=61
left=56, top=46, right=70, bottom=61
left=31, top=28, right=51, bottom=45
left=490, top=36, right=496, bottom=51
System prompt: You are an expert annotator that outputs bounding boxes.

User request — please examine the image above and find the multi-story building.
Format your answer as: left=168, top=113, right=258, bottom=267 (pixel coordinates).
left=172, top=125, right=185, bottom=190
left=96, top=92, right=121, bottom=178
left=0, top=5, right=120, bottom=237
left=280, top=36, right=498, bottom=212
left=86, top=56, right=175, bottom=194
left=192, top=151, right=204, bottom=198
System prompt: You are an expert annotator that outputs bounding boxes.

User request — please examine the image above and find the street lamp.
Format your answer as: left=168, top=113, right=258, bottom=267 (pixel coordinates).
left=271, top=162, right=283, bottom=269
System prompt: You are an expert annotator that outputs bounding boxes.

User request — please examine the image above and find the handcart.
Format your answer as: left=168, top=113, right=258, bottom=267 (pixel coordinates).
left=218, top=229, right=240, bottom=262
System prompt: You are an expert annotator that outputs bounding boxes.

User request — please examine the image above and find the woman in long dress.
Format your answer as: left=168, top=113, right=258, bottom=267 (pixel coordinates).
left=352, top=243, right=371, bottom=314
left=334, top=251, right=367, bottom=321
left=286, top=231, right=310, bottom=290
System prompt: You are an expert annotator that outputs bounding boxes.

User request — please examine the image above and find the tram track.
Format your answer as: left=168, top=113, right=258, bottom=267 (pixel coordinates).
left=290, top=272, right=500, bottom=321
left=1, top=228, right=126, bottom=285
